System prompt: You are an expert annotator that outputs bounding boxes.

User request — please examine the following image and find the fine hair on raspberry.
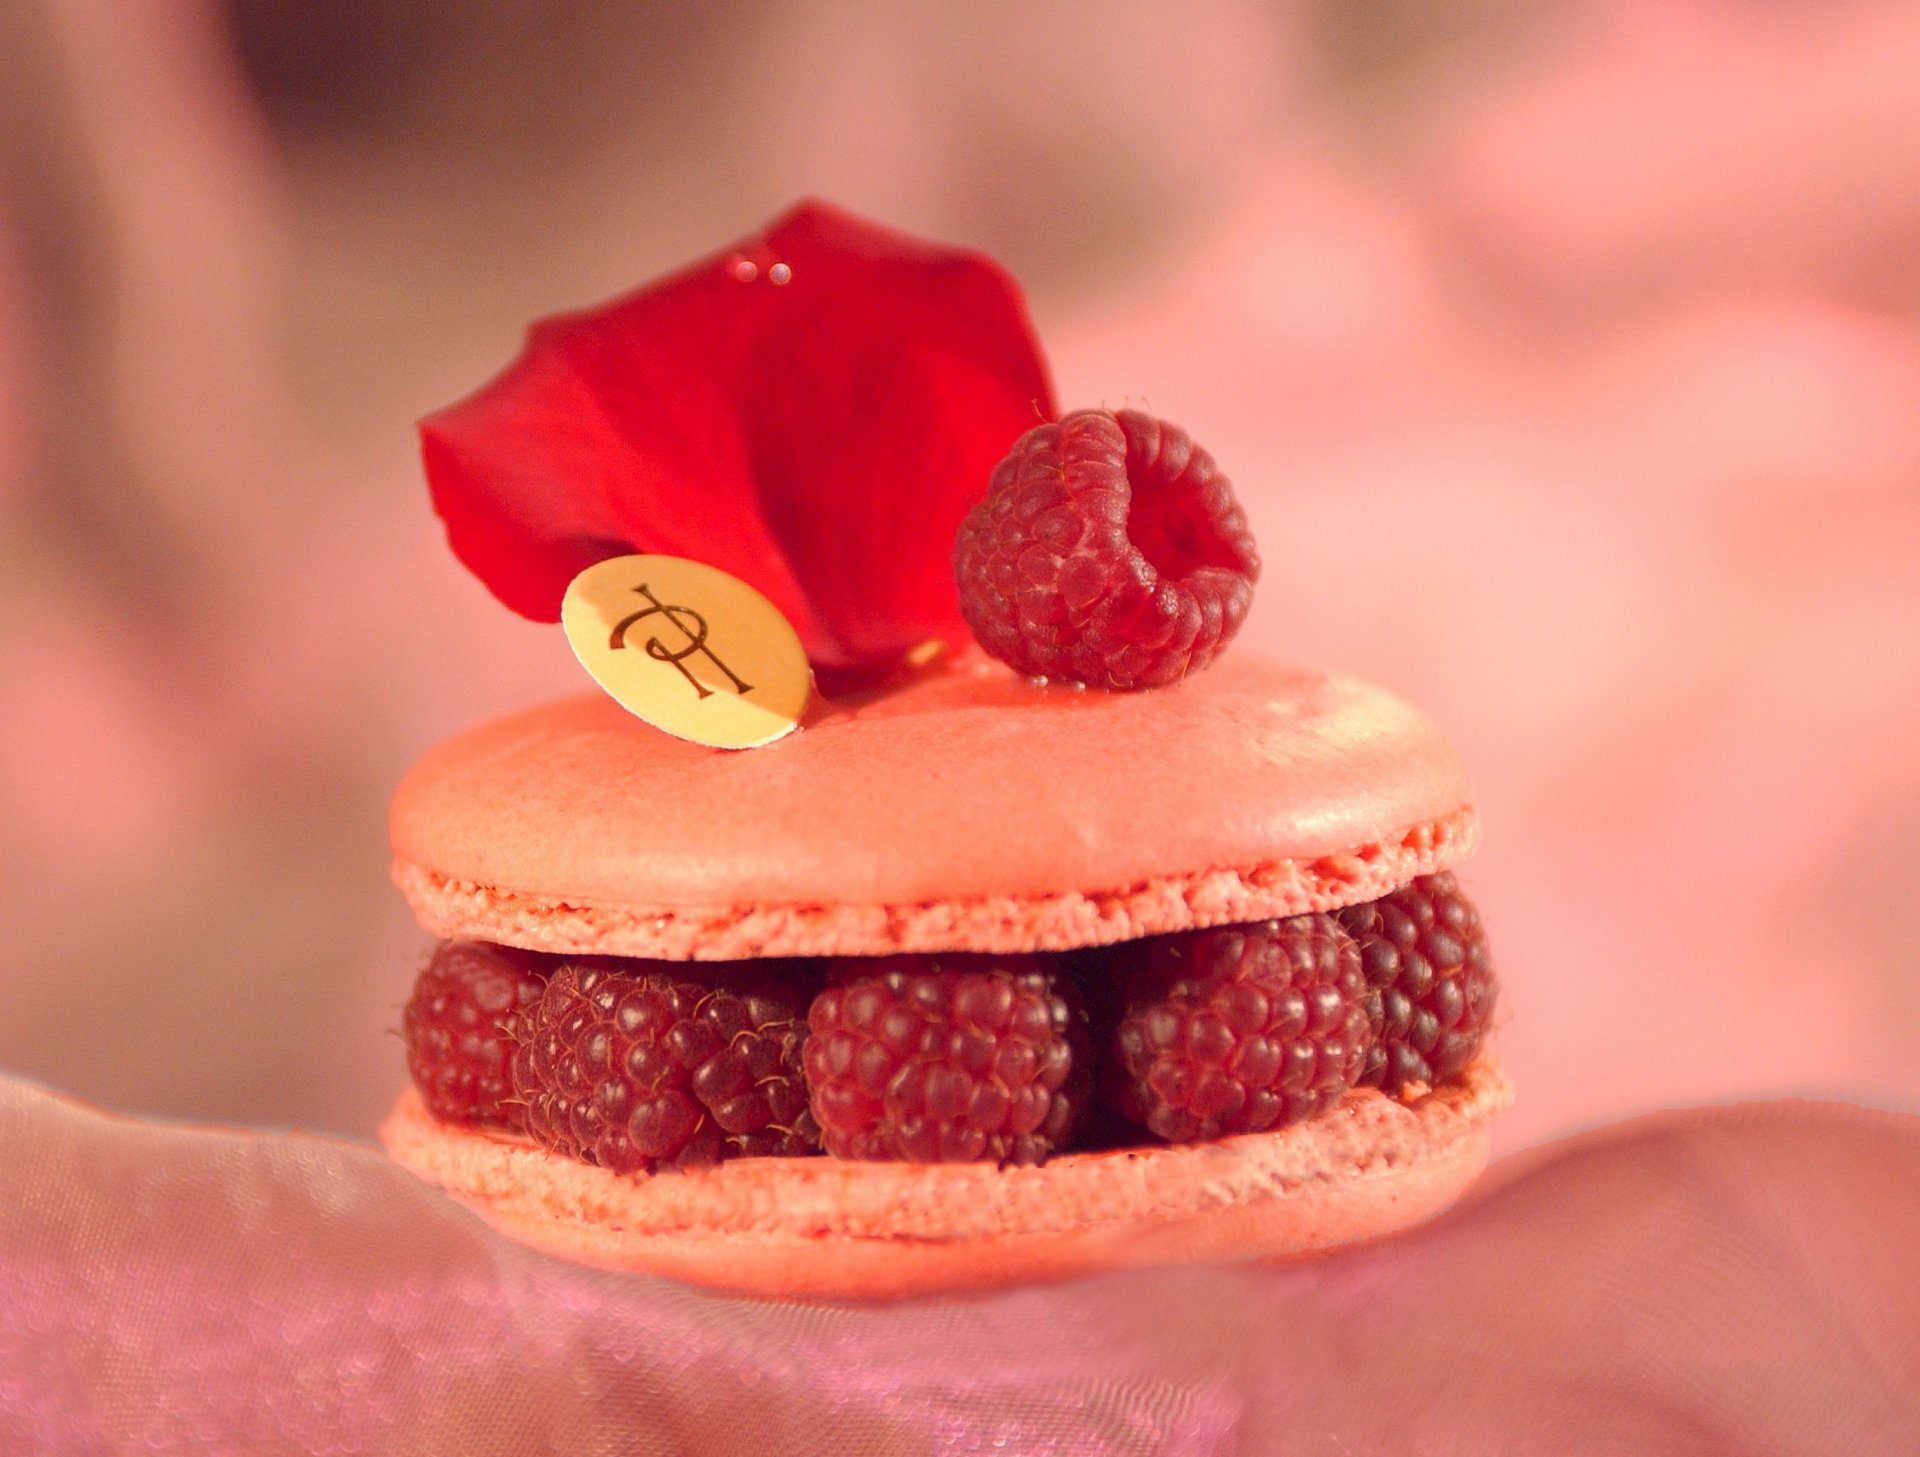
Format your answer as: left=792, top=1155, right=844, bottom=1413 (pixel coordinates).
left=953, top=407, right=1260, bottom=689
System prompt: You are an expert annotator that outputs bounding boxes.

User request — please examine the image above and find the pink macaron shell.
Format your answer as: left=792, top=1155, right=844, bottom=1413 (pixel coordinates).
left=379, top=1055, right=1512, bottom=1299
left=389, top=654, right=1476, bottom=959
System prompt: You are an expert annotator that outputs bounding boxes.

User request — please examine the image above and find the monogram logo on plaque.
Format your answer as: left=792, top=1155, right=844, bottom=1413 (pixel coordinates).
left=609, top=583, right=753, bottom=699
left=561, top=554, right=810, bottom=749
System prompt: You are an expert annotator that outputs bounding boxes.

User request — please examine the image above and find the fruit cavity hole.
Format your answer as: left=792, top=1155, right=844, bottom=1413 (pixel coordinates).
left=1123, top=426, right=1245, bottom=585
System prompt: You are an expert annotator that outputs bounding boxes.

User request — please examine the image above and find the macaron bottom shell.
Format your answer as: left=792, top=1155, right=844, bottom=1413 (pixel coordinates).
left=379, top=1055, right=1510, bottom=1299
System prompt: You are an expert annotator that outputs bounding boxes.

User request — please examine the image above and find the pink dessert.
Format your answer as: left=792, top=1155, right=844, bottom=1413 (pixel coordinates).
left=378, top=202, right=1511, bottom=1297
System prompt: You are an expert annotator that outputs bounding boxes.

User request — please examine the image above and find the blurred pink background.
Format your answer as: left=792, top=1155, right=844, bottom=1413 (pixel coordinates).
left=1, top=0, right=1916, bottom=1156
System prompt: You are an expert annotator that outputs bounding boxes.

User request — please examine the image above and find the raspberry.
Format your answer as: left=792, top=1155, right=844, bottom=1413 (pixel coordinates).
left=511, top=961, right=819, bottom=1174
left=804, top=954, right=1088, bottom=1164
left=1107, top=915, right=1370, bottom=1142
left=1336, top=874, right=1497, bottom=1092
left=403, top=941, right=551, bottom=1131
left=953, top=408, right=1259, bottom=689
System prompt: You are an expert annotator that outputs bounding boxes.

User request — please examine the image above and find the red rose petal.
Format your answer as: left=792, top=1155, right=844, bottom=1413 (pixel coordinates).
left=419, top=201, right=1056, bottom=678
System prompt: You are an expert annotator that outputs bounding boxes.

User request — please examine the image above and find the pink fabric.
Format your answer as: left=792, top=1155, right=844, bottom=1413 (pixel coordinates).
left=3, top=0, right=1917, bottom=1157
left=4, top=1075, right=1915, bottom=1453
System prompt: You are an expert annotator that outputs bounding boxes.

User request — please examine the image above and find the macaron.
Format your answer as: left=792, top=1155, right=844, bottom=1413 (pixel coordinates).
left=380, top=651, right=1511, bottom=1298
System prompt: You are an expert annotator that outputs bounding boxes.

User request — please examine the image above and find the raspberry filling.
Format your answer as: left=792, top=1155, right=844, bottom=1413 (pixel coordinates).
left=1107, top=914, right=1371, bottom=1143
left=403, top=941, right=552, bottom=1131
left=806, top=953, right=1088, bottom=1165
left=510, top=959, right=820, bottom=1174
left=401, top=873, right=1496, bottom=1171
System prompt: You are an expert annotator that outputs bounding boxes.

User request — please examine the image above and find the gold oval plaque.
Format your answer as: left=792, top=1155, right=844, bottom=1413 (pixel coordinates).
left=561, top=554, right=811, bottom=749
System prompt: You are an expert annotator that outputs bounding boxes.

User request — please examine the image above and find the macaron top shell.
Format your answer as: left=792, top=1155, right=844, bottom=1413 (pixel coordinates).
left=390, top=653, right=1476, bottom=960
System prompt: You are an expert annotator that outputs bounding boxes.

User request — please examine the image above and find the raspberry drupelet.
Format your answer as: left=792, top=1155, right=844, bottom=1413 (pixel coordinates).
left=511, top=961, right=820, bottom=1174
left=1107, top=915, right=1371, bottom=1143
left=402, top=941, right=551, bottom=1131
left=1336, top=873, right=1497, bottom=1093
left=804, top=954, right=1088, bottom=1164
left=952, top=408, right=1260, bottom=689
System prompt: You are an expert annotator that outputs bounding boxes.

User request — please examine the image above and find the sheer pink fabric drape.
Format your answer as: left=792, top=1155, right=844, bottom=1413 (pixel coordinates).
left=3, top=1077, right=1916, bottom=1453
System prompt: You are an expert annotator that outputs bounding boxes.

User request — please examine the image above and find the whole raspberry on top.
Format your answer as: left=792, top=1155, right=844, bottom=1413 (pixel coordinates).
left=1107, top=915, right=1370, bottom=1143
left=804, top=954, right=1088, bottom=1164
left=403, top=941, right=551, bottom=1131
left=1336, top=874, right=1497, bottom=1093
left=511, top=961, right=820, bottom=1174
left=953, top=408, right=1259, bottom=689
